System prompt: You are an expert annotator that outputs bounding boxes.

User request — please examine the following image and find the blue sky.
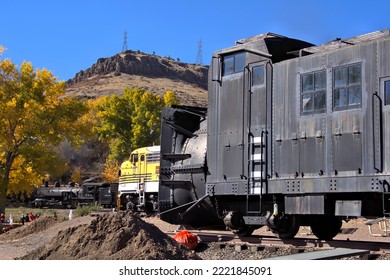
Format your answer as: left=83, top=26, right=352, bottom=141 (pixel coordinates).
left=0, top=0, right=388, bottom=81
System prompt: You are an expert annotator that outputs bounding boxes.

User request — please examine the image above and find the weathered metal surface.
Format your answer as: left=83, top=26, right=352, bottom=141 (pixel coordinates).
left=159, top=29, right=390, bottom=232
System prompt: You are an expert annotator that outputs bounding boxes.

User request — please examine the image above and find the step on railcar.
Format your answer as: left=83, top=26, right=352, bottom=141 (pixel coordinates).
left=159, top=29, right=390, bottom=240
left=117, top=146, right=160, bottom=212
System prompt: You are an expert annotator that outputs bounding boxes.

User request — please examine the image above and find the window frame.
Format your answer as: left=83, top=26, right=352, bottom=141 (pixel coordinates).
left=332, top=62, right=362, bottom=111
left=300, top=69, right=327, bottom=116
left=252, top=65, right=265, bottom=87
left=384, top=79, right=390, bottom=106
left=222, top=52, right=246, bottom=76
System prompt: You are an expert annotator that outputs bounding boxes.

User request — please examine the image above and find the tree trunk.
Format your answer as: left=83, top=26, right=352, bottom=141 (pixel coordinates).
left=0, top=152, right=14, bottom=214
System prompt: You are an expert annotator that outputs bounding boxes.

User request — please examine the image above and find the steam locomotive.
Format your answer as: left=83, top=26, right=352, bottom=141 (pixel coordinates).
left=31, top=181, right=118, bottom=209
left=158, top=29, right=390, bottom=240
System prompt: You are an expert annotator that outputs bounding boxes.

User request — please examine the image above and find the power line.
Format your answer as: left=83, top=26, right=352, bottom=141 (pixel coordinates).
left=196, top=39, right=203, bottom=65
left=122, top=30, right=128, bottom=52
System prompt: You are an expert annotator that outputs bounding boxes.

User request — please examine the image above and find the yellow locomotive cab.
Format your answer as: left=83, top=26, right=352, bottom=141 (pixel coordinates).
left=117, top=146, right=160, bottom=212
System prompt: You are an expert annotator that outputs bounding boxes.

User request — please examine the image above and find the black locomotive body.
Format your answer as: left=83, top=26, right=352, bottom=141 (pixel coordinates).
left=159, top=29, right=390, bottom=240
left=31, top=182, right=118, bottom=209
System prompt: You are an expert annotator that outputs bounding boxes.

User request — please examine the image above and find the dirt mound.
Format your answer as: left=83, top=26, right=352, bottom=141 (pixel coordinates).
left=0, top=216, right=59, bottom=241
left=21, top=211, right=198, bottom=260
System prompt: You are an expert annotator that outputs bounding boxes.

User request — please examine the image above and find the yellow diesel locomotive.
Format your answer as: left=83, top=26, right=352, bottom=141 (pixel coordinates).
left=117, top=146, right=160, bottom=211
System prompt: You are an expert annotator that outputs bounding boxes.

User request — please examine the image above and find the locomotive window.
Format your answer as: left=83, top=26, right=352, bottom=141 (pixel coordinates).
left=333, top=63, right=362, bottom=110
left=384, top=80, right=390, bottom=105
left=301, top=70, right=326, bottom=115
left=252, top=65, right=265, bottom=86
left=222, top=52, right=246, bottom=76
left=140, top=155, right=145, bottom=162
left=130, top=154, right=138, bottom=163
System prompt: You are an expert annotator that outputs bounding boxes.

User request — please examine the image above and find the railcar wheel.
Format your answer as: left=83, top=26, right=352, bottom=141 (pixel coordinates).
left=310, top=216, right=342, bottom=240
left=270, top=215, right=300, bottom=239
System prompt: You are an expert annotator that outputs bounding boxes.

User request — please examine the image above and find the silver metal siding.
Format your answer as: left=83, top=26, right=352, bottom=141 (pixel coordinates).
left=378, top=39, right=390, bottom=173
left=270, top=37, right=390, bottom=194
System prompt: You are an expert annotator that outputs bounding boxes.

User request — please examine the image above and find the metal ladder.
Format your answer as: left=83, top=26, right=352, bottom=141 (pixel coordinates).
left=246, top=132, right=266, bottom=213
left=366, top=216, right=390, bottom=237
left=366, top=186, right=390, bottom=237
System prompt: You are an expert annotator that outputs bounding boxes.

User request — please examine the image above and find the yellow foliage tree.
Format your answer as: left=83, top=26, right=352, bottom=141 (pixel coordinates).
left=163, top=90, right=180, bottom=106
left=0, top=50, right=88, bottom=212
left=70, top=167, right=83, bottom=185
left=101, top=160, right=120, bottom=182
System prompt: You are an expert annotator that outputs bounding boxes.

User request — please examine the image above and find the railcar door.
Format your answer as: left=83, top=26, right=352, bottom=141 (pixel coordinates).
left=132, top=152, right=146, bottom=176
left=137, top=153, right=147, bottom=180
left=217, top=51, right=247, bottom=180
left=217, top=53, right=270, bottom=198
left=246, top=62, right=271, bottom=211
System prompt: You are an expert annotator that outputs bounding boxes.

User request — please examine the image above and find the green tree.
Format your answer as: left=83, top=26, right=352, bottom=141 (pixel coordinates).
left=95, top=93, right=134, bottom=162
left=130, top=89, right=162, bottom=149
left=95, top=87, right=179, bottom=164
left=0, top=51, right=88, bottom=212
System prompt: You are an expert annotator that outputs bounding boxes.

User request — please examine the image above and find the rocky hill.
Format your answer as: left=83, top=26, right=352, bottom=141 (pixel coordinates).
left=65, top=50, right=209, bottom=107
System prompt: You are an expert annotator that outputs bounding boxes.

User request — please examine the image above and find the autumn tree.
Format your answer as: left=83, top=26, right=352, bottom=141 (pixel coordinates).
left=95, top=87, right=179, bottom=179
left=0, top=51, right=88, bottom=212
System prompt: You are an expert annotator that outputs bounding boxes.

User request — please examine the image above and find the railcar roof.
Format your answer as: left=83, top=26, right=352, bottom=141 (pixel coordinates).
left=302, top=29, right=390, bottom=54
left=220, top=29, right=390, bottom=62
left=223, top=32, right=315, bottom=63
left=131, top=146, right=160, bottom=154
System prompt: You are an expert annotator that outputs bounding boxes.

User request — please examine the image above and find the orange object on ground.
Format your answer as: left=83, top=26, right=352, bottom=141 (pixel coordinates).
left=28, top=212, right=36, bottom=221
left=173, top=230, right=199, bottom=250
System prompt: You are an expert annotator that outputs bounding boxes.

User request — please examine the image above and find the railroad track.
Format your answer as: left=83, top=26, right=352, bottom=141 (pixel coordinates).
left=166, top=229, right=390, bottom=259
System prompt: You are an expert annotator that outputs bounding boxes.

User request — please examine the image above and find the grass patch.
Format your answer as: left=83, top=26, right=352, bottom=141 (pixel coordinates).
left=73, top=204, right=102, bottom=217
left=4, top=207, right=68, bottom=222
left=3, top=204, right=104, bottom=223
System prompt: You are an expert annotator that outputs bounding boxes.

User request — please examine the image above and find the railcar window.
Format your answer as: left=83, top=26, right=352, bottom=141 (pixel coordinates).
left=333, top=63, right=362, bottom=110
left=384, top=80, right=390, bottom=105
left=222, top=52, right=246, bottom=76
left=252, top=65, right=265, bottom=86
left=223, top=55, right=234, bottom=75
left=301, top=70, right=326, bottom=115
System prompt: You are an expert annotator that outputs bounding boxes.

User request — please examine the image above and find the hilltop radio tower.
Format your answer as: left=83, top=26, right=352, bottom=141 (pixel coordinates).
left=196, top=39, right=203, bottom=65
left=122, top=31, right=128, bottom=52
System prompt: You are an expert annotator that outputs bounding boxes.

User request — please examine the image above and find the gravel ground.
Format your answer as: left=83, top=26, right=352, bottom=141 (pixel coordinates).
left=143, top=215, right=390, bottom=260
left=1, top=212, right=390, bottom=260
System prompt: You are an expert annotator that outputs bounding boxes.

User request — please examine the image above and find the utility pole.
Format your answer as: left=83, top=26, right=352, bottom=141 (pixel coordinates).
left=196, top=39, right=203, bottom=65
left=122, top=30, right=128, bottom=52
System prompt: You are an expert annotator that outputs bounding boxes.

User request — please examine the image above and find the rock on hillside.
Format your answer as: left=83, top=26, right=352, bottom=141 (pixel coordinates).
left=65, top=50, right=209, bottom=107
